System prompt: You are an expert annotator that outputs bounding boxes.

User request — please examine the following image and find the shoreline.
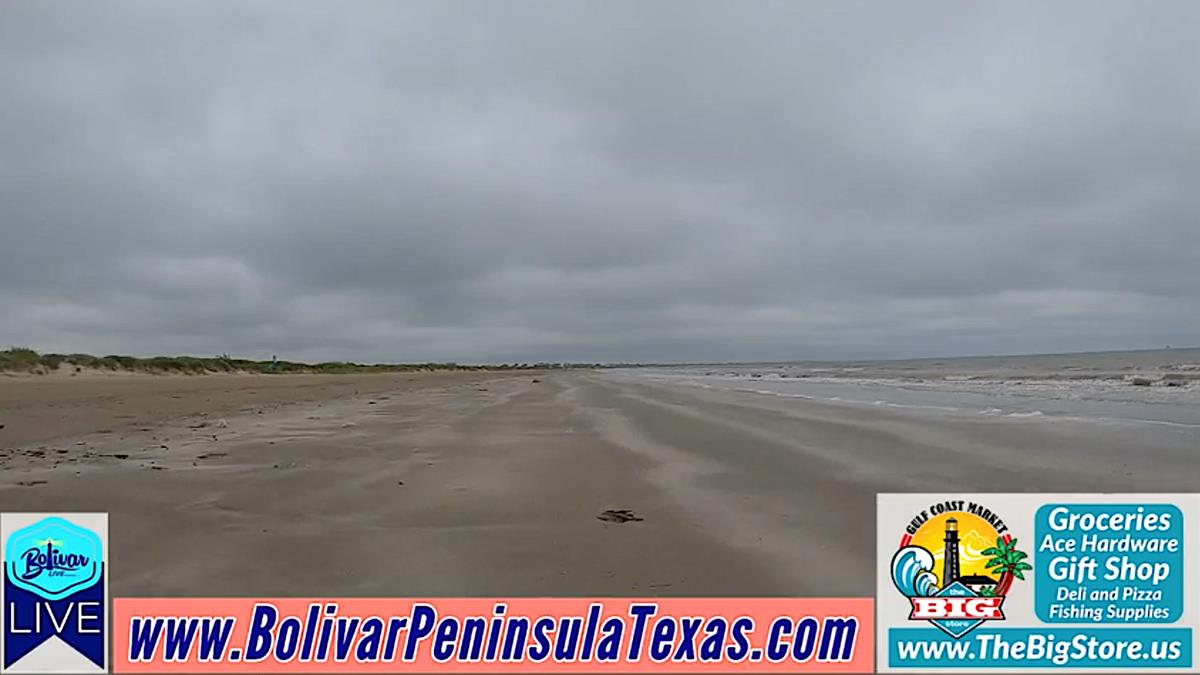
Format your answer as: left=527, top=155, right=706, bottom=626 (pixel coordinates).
left=2, top=370, right=1196, bottom=597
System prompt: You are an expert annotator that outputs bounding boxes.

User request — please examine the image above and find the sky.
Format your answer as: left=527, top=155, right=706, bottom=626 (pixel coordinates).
left=2, top=1, right=1198, bottom=364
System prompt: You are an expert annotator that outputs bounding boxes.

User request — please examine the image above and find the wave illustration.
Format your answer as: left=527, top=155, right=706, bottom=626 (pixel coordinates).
left=891, top=545, right=938, bottom=597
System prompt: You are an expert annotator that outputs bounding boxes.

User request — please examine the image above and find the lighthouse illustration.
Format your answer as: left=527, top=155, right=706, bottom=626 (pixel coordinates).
left=942, top=516, right=960, bottom=586
left=943, top=515, right=1004, bottom=594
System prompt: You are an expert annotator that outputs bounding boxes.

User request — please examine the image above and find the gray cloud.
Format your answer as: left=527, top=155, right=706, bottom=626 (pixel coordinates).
left=2, top=0, right=1198, bottom=363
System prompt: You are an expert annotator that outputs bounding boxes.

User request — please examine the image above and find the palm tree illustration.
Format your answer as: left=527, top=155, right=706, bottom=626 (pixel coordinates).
left=982, top=536, right=1031, bottom=595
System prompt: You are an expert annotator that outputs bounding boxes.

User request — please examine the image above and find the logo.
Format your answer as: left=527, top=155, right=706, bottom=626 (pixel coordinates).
left=6, top=517, right=101, bottom=600
left=889, top=500, right=1029, bottom=639
left=3, top=513, right=107, bottom=674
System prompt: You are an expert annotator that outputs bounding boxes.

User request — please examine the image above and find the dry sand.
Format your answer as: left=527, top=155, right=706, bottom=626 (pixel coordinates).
left=1, top=371, right=1196, bottom=598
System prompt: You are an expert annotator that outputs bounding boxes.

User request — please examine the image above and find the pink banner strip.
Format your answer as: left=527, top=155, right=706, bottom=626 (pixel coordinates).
left=113, top=597, right=873, bottom=673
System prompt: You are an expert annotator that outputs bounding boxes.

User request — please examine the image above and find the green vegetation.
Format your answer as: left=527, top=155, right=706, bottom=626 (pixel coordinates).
left=0, top=347, right=42, bottom=370
left=1, top=347, right=603, bottom=375
left=984, top=536, right=1032, bottom=580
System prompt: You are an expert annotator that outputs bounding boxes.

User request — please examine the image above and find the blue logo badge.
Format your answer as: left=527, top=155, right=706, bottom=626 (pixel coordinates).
left=3, top=513, right=107, bottom=672
left=5, top=517, right=102, bottom=601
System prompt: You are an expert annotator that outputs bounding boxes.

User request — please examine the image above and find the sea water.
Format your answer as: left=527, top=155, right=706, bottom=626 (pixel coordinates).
left=619, top=348, right=1200, bottom=428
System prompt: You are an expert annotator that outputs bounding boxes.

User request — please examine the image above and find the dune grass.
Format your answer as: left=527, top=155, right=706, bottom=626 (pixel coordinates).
left=1, top=347, right=588, bottom=375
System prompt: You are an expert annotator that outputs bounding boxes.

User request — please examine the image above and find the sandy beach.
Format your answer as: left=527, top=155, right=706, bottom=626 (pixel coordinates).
left=1, top=370, right=1197, bottom=598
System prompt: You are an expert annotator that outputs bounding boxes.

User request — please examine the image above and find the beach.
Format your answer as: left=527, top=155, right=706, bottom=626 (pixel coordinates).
left=1, top=366, right=1197, bottom=598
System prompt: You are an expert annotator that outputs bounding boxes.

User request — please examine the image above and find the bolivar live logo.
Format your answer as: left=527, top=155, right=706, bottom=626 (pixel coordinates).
left=2, top=513, right=108, bottom=674
left=890, top=500, right=1030, bottom=639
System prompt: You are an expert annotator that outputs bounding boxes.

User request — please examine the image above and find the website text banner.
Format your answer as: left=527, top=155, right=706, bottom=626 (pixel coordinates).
left=113, top=597, right=872, bottom=673
left=877, top=493, right=1199, bottom=673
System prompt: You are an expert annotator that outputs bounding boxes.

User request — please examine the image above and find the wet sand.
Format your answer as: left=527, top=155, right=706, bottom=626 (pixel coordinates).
left=1, top=371, right=1196, bottom=598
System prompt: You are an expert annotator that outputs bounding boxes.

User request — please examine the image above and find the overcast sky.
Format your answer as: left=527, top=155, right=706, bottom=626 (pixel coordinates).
left=2, top=1, right=1197, bottom=363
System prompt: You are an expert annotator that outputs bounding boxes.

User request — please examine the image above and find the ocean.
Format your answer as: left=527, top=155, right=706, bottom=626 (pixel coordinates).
left=622, top=348, right=1200, bottom=429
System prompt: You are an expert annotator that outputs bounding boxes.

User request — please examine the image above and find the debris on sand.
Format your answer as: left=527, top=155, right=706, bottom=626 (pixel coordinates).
left=597, top=509, right=644, bottom=523
left=531, top=379, right=541, bottom=383
left=16, top=480, right=47, bottom=487
left=1130, top=377, right=1153, bottom=386
left=195, top=452, right=228, bottom=460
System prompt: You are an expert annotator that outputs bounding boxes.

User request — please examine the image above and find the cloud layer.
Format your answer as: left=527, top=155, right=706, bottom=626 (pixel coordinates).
left=2, top=1, right=1198, bottom=362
